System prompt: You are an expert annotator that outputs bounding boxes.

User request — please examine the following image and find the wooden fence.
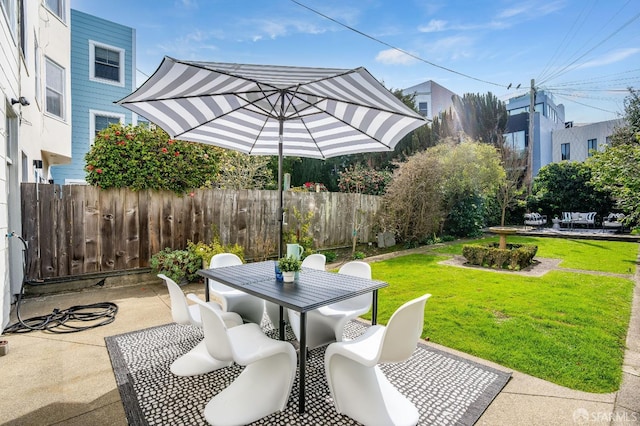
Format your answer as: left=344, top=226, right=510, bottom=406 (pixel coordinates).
left=21, top=184, right=382, bottom=280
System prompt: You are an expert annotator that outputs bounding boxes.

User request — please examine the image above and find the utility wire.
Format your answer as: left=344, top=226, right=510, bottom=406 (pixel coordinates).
left=539, top=6, right=640, bottom=85
left=289, top=0, right=506, bottom=88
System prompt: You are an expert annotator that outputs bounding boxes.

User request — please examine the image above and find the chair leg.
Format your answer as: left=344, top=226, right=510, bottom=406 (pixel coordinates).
left=204, top=350, right=296, bottom=426
left=326, top=355, right=419, bottom=426
left=170, top=340, right=232, bottom=376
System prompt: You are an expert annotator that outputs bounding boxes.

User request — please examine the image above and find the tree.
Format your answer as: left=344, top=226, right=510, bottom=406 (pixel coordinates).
left=85, top=124, right=221, bottom=194
left=588, top=136, right=640, bottom=225
left=610, top=88, right=640, bottom=147
left=216, top=151, right=274, bottom=189
left=527, top=162, right=613, bottom=218
left=452, top=92, right=508, bottom=147
left=380, top=139, right=504, bottom=241
left=496, top=145, right=527, bottom=225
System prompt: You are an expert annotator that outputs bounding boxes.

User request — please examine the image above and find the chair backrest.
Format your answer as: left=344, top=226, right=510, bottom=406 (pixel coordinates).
left=158, top=273, right=194, bottom=325
left=378, top=294, right=431, bottom=363
left=336, top=261, right=372, bottom=310
left=190, top=295, right=235, bottom=362
left=210, top=253, right=243, bottom=268
left=301, top=253, right=326, bottom=271
left=208, top=253, right=243, bottom=291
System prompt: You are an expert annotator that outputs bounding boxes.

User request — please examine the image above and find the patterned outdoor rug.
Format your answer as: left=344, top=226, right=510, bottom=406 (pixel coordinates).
left=106, top=320, right=511, bottom=425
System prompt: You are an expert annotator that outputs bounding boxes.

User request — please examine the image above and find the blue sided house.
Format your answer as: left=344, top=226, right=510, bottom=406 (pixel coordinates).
left=51, top=9, right=136, bottom=184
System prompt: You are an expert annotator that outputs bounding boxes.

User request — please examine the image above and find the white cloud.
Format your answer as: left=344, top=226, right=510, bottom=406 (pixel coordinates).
left=578, top=48, right=640, bottom=69
left=375, top=49, right=417, bottom=65
left=418, top=19, right=448, bottom=33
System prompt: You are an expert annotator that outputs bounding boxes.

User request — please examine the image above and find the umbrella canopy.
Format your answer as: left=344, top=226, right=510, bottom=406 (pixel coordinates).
left=117, top=57, right=427, bottom=256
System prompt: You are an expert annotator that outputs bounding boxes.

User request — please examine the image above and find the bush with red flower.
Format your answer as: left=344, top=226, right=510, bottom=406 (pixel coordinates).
left=85, top=124, right=222, bottom=194
left=337, top=164, right=392, bottom=195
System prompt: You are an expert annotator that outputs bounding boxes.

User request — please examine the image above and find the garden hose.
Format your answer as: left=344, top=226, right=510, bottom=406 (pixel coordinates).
left=3, top=232, right=118, bottom=334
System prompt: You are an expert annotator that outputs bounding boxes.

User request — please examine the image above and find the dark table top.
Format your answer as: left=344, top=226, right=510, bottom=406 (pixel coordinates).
left=198, top=260, right=388, bottom=312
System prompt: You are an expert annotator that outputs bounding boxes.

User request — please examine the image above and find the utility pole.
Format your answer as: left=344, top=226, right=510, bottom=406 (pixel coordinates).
left=527, top=78, right=535, bottom=196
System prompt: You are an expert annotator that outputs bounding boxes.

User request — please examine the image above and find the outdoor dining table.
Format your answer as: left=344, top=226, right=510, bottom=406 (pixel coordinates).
left=198, top=260, right=388, bottom=413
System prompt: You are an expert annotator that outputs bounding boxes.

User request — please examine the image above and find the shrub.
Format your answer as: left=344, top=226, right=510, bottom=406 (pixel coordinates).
left=462, top=243, right=538, bottom=271
left=352, top=251, right=366, bottom=260
left=322, top=251, right=337, bottom=263
left=187, top=238, right=245, bottom=268
left=85, top=124, right=221, bottom=194
left=337, top=164, right=392, bottom=195
left=150, top=248, right=202, bottom=284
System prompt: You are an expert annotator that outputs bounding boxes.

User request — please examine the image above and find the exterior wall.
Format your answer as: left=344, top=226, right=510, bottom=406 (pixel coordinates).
left=552, top=119, right=623, bottom=163
left=402, top=80, right=458, bottom=121
left=50, top=9, right=135, bottom=184
left=0, top=0, right=71, bottom=331
left=504, top=91, right=565, bottom=177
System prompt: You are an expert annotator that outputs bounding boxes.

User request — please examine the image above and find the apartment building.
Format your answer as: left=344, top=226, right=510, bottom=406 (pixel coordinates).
left=1, top=0, right=72, bottom=331
left=50, top=9, right=136, bottom=184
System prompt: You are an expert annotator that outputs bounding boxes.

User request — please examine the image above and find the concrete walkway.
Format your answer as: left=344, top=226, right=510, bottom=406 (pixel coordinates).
left=0, top=253, right=638, bottom=425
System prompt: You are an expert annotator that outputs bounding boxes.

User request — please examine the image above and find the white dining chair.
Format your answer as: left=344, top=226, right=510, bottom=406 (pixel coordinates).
left=208, top=253, right=265, bottom=325
left=287, top=260, right=372, bottom=350
left=158, top=274, right=243, bottom=376
left=324, top=294, right=431, bottom=426
left=189, top=294, right=297, bottom=425
left=265, top=253, right=327, bottom=329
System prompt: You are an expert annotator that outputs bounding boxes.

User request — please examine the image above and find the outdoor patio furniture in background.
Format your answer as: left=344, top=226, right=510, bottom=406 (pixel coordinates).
left=208, top=253, right=265, bottom=325
left=324, top=294, right=431, bottom=426
left=159, top=274, right=242, bottom=376
left=288, top=261, right=372, bottom=351
left=524, top=212, right=547, bottom=228
left=301, top=253, right=327, bottom=270
left=190, top=295, right=297, bottom=425
left=603, top=213, right=625, bottom=232
left=561, top=212, right=597, bottom=229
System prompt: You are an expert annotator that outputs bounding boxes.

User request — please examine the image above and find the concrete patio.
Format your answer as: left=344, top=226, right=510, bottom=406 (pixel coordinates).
left=1, top=259, right=639, bottom=425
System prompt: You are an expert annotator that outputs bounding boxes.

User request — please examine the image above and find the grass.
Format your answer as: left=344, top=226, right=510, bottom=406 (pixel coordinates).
left=364, top=236, right=637, bottom=393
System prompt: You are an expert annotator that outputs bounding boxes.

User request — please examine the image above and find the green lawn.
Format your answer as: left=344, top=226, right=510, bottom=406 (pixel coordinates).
left=365, top=237, right=637, bottom=393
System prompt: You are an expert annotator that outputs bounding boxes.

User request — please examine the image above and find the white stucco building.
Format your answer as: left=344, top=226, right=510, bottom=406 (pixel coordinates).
left=552, top=119, right=623, bottom=163
left=1, top=0, right=71, bottom=331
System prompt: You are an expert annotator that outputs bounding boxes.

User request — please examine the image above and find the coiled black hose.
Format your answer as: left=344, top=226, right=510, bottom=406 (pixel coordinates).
left=3, top=232, right=118, bottom=334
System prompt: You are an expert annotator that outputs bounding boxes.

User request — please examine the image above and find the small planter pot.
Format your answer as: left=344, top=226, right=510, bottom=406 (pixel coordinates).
left=282, top=271, right=295, bottom=282
left=0, top=340, right=8, bottom=356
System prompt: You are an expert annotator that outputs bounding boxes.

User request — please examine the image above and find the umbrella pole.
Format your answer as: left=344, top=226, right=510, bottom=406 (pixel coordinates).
left=278, top=119, right=284, bottom=259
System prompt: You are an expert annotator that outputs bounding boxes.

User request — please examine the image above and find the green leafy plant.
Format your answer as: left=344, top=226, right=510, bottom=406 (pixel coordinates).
left=337, top=164, right=392, bottom=195
left=283, top=207, right=315, bottom=256
left=322, top=251, right=337, bottom=263
left=278, top=255, right=302, bottom=272
left=150, top=247, right=202, bottom=283
left=187, top=238, right=244, bottom=268
left=352, top=251, right=366, bottom=260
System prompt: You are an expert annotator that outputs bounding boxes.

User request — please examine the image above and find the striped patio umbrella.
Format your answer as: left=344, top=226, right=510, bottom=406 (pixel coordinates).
left=117, top=57, right=427, bottom=256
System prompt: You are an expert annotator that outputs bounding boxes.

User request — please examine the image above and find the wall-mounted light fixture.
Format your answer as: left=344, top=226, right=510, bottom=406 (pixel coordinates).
left=11, top=96, right=30, bottom=106
left=33, top=160, right=43, bottom=169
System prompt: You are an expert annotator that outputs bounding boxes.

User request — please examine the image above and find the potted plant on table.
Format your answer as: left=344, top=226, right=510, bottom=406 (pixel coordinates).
left=278, top=255, right=302, bottom=282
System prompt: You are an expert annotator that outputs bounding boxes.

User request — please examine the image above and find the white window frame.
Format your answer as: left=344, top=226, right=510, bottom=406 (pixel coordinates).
left=90, top=109, right=125, bottom=145
left=44, top=0, right=65, bottom=23
left=34, top=34, right=41, bottom=108
left=1, top=0, right=17, bottom=37
left=45, top=56, right=65, bottom=120
left=89, top=40, right=125, bottom=87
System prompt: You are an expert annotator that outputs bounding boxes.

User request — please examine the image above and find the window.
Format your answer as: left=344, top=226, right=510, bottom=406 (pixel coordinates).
left=90, top=110, right=124, bottom=144
left=90, top=41, right=124, bottom=85
left=561, top=143, right=570, bottom=161
left=1, top=0, right=17, bottom=36
left=45, top=0, right=65, bottom=21
left=418, top=102, right=428, bottom=117
left=18, top=0, right=25, bottom=57
left=45, top=57, right=65, bottom=119
left=34, top=36, right=40, bottom=106
left=587, top=138, right=597, bottom=156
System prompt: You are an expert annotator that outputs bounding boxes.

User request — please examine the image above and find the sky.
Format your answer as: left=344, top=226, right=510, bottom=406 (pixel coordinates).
left=70, top=0, right=640, bottom=124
